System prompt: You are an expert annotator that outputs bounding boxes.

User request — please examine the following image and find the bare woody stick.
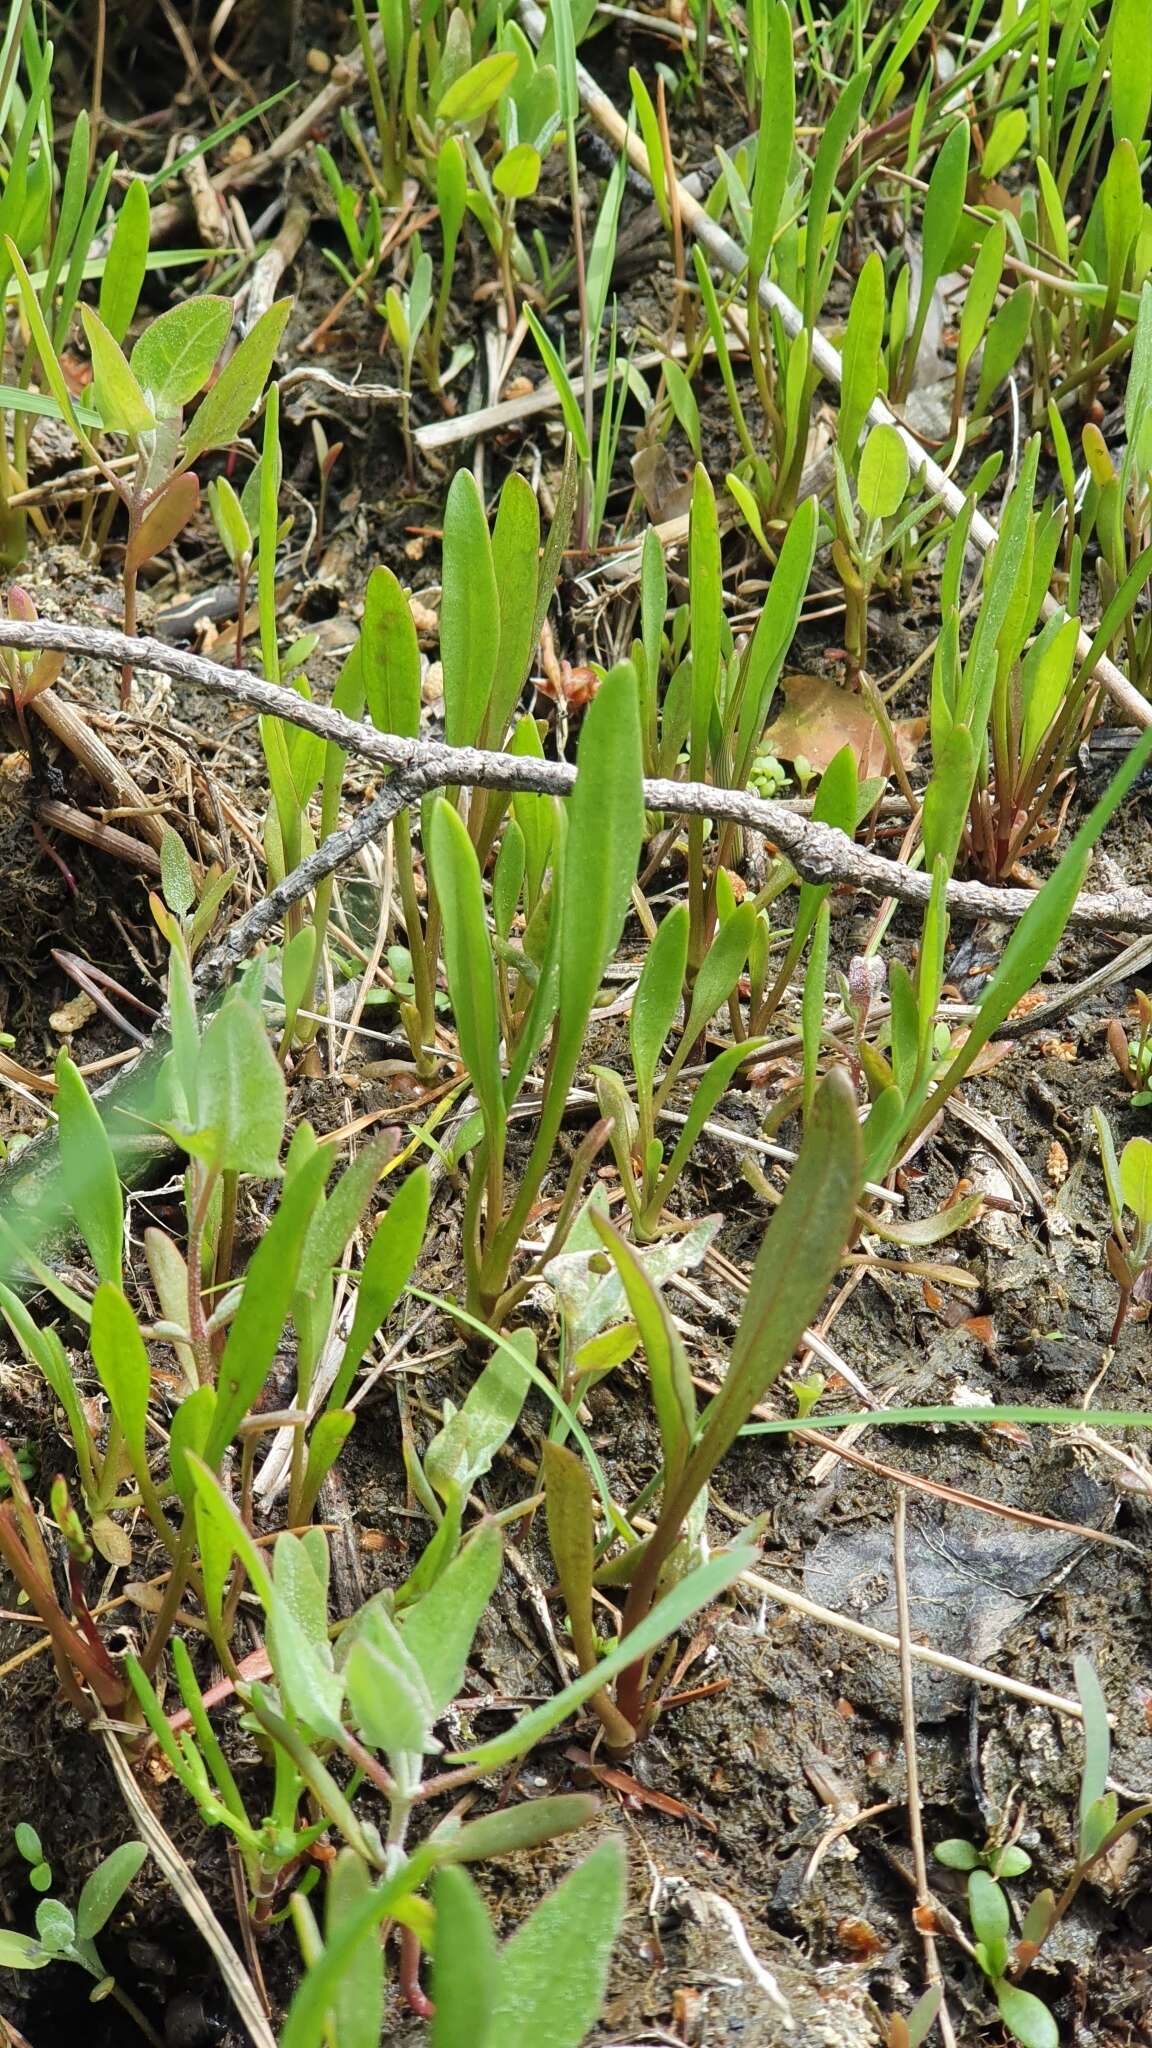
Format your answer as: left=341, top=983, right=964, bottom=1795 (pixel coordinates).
left=2, top=614, right=1152, bottom=932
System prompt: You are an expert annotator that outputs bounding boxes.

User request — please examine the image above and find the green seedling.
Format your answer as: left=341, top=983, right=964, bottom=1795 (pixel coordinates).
left=6, top=236, right=288, bottom=702
left=130, top=1489, right=607, bottom=2012
left=594, top=897, right=766, bottom=1237
left=539, top=1067, right=860, bottom=1749
left=1094, top=1113, right=1152, bottom=1343
left=384, top=245, right=434, bottom=475
left=0, top=1840, right=151, bottom=2037
left=429, top=656, right=644, bottom=1324
left=13, top=1823, right=51, bottom=1895
left=281, top=1838, right=624, bottom=2048
left=947, top=1657, right=1152, bottom=2048
left=831, top=425, right=911, bottom=674
left=1, top=837, right=429, bottom=1688
left=1107, top=990, right=1152, bottom=1107
left=935, top=1833, right=1033, bottom=1882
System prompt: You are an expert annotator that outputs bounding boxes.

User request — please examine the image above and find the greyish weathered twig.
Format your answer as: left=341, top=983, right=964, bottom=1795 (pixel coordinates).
left=2, top=614, right=1152, bottom=931
left=192, top=769, right=426, bottom=1001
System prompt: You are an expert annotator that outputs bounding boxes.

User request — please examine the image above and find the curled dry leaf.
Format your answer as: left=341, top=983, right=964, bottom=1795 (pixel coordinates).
left=763, top=674, right=926, bottom=780
left=535, top=660, right=601, bottom=709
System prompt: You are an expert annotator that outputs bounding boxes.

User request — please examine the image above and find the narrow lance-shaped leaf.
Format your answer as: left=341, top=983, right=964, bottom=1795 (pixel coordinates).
left=489, top=1840, right=626, bottom=2048
left=490, top=667, right=642, bottom=1265
left=327, top=1167, right=431, bottom=1411
left=440, top=469, right=500, bottom=748
left=181, top=299, right=291, bottom=465
left=428, top=800, right=504, bottom=1148
left=487, top=472, right=542, bottom=745
left=688, top=466, right=721, bottom=779
left=684, top=1069, right=860, bottom=1497
left=543, top=1441, right=636, bottom=1748
left=90, top=1284, right=152, bottom=1471
left=734, top=494, right=818, bottom=777
left=631, top=904, right=688, bottom=1105
left=55, top=1051, right=123, bottom=1284
left=802, top=67, right=870, bottom=331
left=1075, top=1655, right=1112, bottom=1848
left=747, top=0, right=794, bottom=279
left=430, top=1868, right=497, bottom=2048
left=904, top=119, right=970, bottom=380
left=449, top=1541, right=755, bottom=1768
left=433, top=1795, right=599, bottom=1867
left=646, top=1037, right=769, bottom=1222
left=1112, top=0, right=1152, bottom=145
left=98, top=176, right=151, bottom=343
left=205, top=1150, right=331, bottom=1463
left=590, top=1216, right=694, bottom=1484
left=523, top=306, right=590, bottom=464
left=957, top=218, right=1006, bottom=386
left=839, top=249, right=885, bottom=457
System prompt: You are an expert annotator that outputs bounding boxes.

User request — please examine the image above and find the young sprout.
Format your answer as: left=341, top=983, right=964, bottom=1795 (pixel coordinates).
left=1094, top=1113, right=1152, bottom=1343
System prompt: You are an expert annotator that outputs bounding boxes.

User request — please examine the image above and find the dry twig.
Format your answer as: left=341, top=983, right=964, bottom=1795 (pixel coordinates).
left=3, top=617, right=1152, bottom=933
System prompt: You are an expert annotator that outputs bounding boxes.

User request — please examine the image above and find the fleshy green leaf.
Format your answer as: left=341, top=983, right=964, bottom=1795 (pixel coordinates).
left=98, top=177, right=151, bottom=343
left=437, top=51, right=519, bottom=123
left=181, top=299, right=290, bottom=464
left=205, top=1151, right=331, bottom=1462
left=440, top=468, right=500, bottom=748
left=488, top=1839, right=625, bottom=2048
left=428, top=800, right=504, bottom=1146
left=430, top=1867, right=497, bottom=2048
left=857, top=423, right=910, bottom=521
left=327, top=1168, right=431, bottom=1411
left=839, top=249, right=885, bottom=457
left=81, top=305, right=155, bottom=435
left=75, top=1843, right=147, bottom=1941
left=685, top=1068, right=859, bottom=1493
left=1120, top=1137, right=1152, bottom=1229
left=187, top=998, right=286, bottom=1176
left=361, top=564, right=421, bottom=740
left=132, top=296, right=232, bottom=409
left=55, top=1051, right=123, bottom=1284
left=488, top=472, right=542, bottom=745
left=630, top=904, right=689, bottom=1103
left=90, top=1284, right=151, bottom=1469
left=995, top=1982, right=1059, bottom=2048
